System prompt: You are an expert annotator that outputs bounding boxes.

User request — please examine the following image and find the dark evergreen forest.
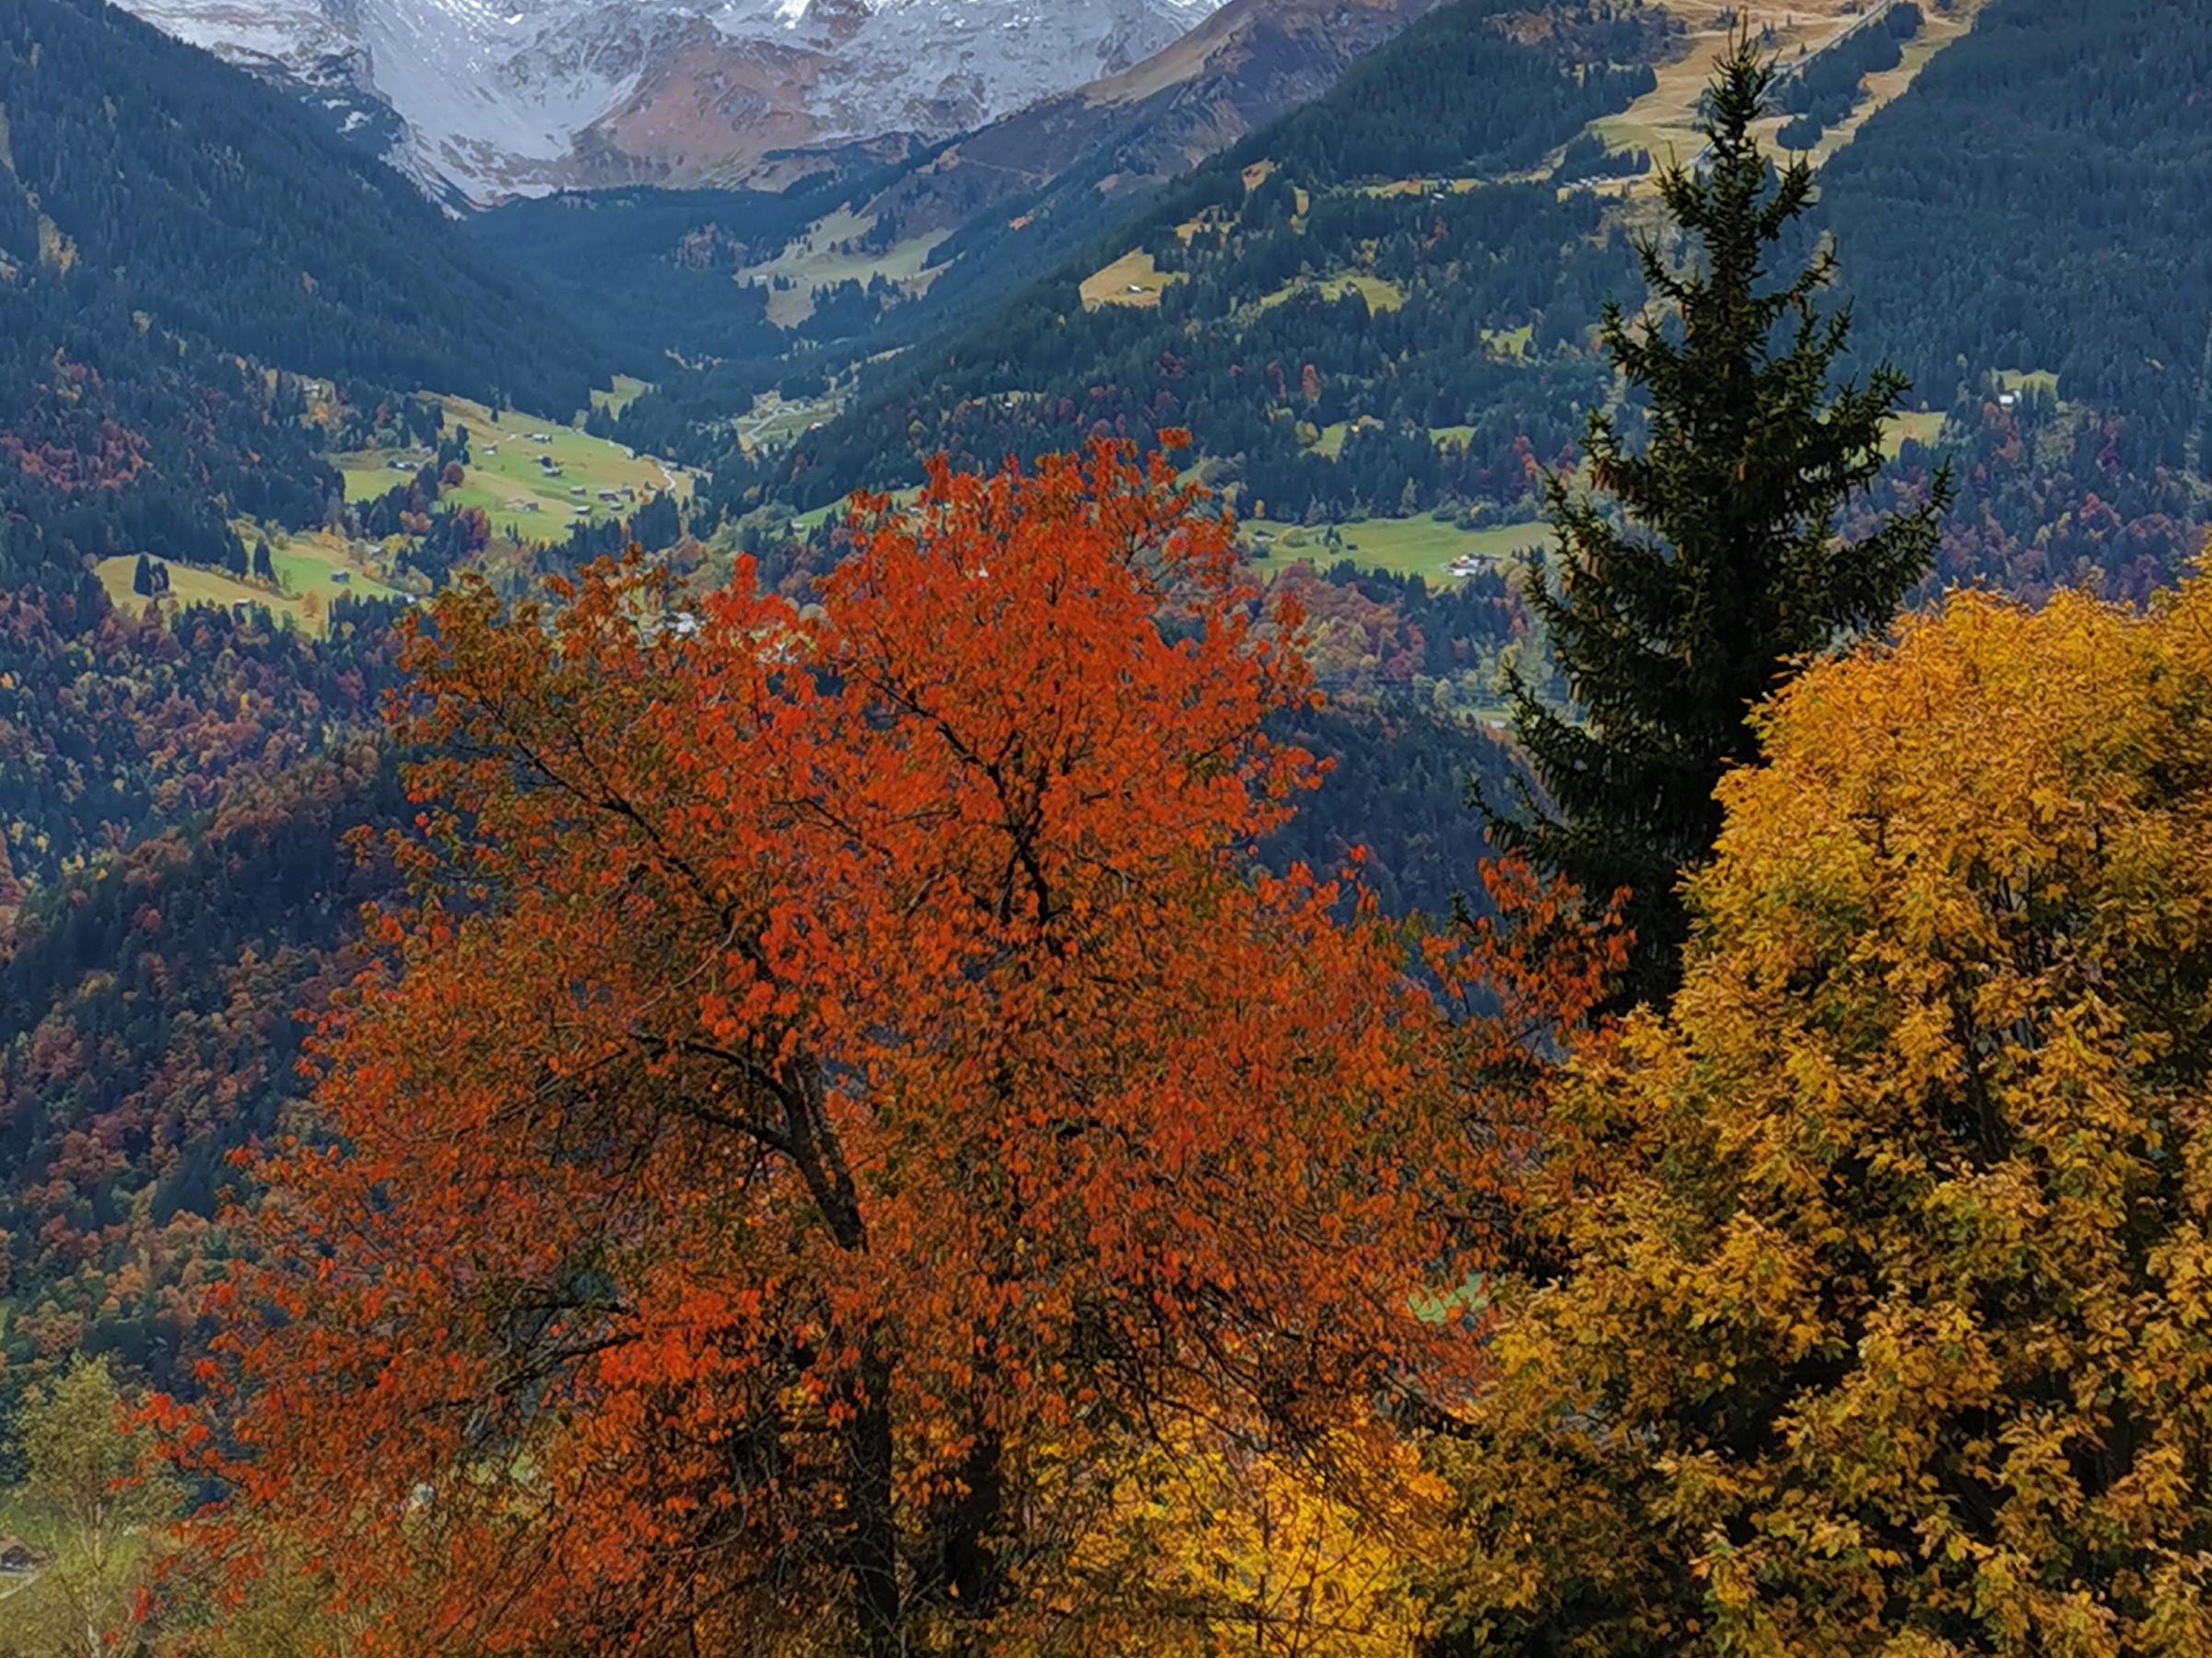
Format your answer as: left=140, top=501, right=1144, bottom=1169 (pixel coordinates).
left=463, top=178, right=898, bottom=368
left=0, top=0, right=605, bottom=414
left=1820, top=0, right=2212, bottom=471
left=0, top=278, right=341, bottom=603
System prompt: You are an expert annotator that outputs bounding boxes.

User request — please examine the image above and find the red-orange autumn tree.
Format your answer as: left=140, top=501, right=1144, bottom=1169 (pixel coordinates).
left=170, top=441, right=1592, bottom=1657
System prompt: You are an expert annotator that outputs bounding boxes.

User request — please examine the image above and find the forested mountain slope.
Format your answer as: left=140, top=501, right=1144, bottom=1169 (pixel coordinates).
left=655, top=0, right=1666, bottom=519
left=0, top=0, right=603, bottom=414
left=0, top=283, right=339, bottom=603
left=1820, top=0, right=2212, bottom=473
left=0, top=0, right=615, bottom=1394
left=0, top=0, right=618, bottom=616
left=0, top=710, right=402, bottom=1385
left=649, top=0, right=2202, bottom=608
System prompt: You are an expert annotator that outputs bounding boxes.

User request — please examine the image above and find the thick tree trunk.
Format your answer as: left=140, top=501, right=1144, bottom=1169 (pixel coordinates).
left=778, top=1058, right=903, bottom=1656
left=844, top=1343, right=902, bottom=1658
left=937, top=1428, right=1006, bottom=1636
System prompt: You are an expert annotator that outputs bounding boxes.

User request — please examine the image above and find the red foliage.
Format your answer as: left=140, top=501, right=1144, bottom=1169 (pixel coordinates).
left=172, top=443, right=1578, bottom=1654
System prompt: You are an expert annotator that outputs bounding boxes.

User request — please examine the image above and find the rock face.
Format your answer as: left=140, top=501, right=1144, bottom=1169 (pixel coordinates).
left=110, top=0, right=1223, bottom=204
left=858, top=0, right=1446, bottom=238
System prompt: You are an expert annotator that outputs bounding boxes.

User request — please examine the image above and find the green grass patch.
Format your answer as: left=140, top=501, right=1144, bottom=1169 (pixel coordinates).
left=743, top=207, right=954, bottom=327
left=440, top=394, right=689, bottom=522
left=1306, top=422, right=1483, bottom=462
left=267, top=537, right=397, bottom=603
left=334, top=392, right=696, bottom=542
left=793, top=485, right=925, bottom=535
left=1997, top=368, right=2062, bottom=399
left=1358, top=177, right=1482, bottom=199
left=591, top=374, right=651, bottom=418
left=1243, top=514, right=1549, bottom=581
left=1883, top=409, right=1948, bottom=458
left=1481, top=325, right=1533, bottom=360
left=436, top=481, right=526, bottom=520
left=1257, top=273, right=1405, bottom=314
left=337, top=452, right=429, bottom=502
left=95, top=542, right=396, bottom=636
left=1411, top=1272, right=1490, bottom=1327
left=1082, top=249, right=1181, bottom=309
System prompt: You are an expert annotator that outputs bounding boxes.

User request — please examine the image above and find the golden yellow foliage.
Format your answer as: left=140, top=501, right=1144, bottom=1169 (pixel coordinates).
left=1003, top=1421, right=1445, bottom=1656
left=1431, top=577, right=2212, bottom=1655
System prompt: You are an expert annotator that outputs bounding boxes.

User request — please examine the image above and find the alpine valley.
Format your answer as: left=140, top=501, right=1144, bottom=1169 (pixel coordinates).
left=4, top=0, right=2212, bottom=1649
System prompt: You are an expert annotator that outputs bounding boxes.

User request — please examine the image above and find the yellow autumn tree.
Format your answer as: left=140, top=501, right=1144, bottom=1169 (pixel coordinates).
left=1430, top=576, right=2212, bottom=1656
left=1014, top=1423, right=1445, bottom=1656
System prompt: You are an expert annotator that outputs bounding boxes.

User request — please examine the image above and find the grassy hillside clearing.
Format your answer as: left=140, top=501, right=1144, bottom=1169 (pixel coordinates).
left=1257, top=273, right=1405, bottom=314
left=1242, top=514, right=1549, bottom=582
left=1593, top=0, right=1992, bottom=180
left=739, top=206, right=953, bottom=327
left=1305, top=421, right=1485, bottom=461
left=590, top=375, right=653, bottom=418
left=334, top=393, right=696, bottom=539
left=265, top=525, right=403, bottom=597
left=1481, top=325, right=1534, bottom=360
left=1361, top=176, right=1484, bottom=199
left=730, top=388, right=849, bottom=455
left=792, top=485, right=926, bottom=535
left=96, top=523, right=403, bottom=635
left=337, top=452, right=429, bottom=504
left=1999, top=368, right=2063, bottom=400
left=1082, top=249, right=1182, bottom=309
left=1883, top=409, right=1949, bottom=457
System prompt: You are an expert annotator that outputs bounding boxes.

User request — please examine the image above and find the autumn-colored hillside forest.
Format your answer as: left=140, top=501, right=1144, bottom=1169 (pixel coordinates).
left=10, top=35, right=2212, bottom=1658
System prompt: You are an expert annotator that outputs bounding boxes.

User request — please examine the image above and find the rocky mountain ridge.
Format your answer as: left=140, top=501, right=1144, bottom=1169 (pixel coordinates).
left=855, top=0, right=1445, bottom=244
left=111, top=0, right=1223, bottom=204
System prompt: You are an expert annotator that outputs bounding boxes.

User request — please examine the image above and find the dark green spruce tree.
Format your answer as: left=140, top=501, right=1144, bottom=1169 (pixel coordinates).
left=1488, top=35, right=1951, bottom=1008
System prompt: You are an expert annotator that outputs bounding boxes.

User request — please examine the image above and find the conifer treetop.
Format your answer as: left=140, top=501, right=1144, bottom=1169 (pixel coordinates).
left=1489, top=30, right=1950, bottom=1009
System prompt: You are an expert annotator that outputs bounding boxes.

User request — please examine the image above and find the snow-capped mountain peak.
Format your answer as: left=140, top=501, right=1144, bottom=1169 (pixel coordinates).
left=111, top=0, right=1225, bottom=204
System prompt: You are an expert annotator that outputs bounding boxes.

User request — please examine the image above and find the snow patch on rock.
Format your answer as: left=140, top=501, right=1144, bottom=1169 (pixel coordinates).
left=111, top=0, right=1224, bottom=204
